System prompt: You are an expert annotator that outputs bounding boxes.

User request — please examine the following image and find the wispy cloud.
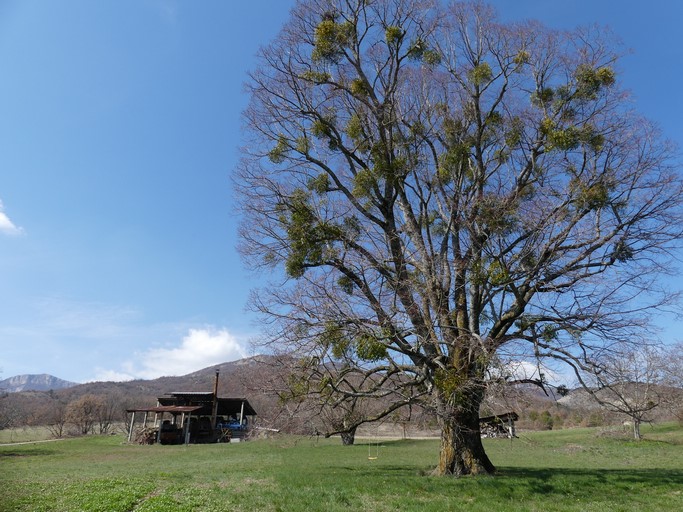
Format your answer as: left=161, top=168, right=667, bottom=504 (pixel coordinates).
left=148, top=0, right=179, bottom=25
left=34, top=297, right=141, bottom=338
left=0, top=200, right=23, bottom=236
left=1, top=296, right=250, bottom=383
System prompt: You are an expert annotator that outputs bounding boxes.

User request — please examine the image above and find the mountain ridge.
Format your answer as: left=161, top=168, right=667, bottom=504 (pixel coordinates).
left=0, top=374, right=79, bottom=393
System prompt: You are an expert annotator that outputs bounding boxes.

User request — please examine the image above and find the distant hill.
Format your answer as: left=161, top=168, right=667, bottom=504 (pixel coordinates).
left=558, top=383, right=682, bottom=415
left=0, top=374, right=79, bottom=393
left=0, top=355, right=301, bottom=433
left=3, top=359, right=679, bottom=435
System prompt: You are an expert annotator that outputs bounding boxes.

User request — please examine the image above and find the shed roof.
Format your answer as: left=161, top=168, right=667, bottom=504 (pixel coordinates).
left=126, top=405, right=204, bottom=415
left=127, top=392, right=257, bottom=417
left=157, top=394, right=257, bottom=416
left=479, top=412, right=518, bottom=423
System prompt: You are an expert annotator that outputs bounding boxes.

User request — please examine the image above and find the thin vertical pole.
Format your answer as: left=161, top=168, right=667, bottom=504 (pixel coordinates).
left=127, top=412, right=136, bottom=442
left=156, top=413, right=163, bottom=444
left=211, top=370, right=220, bottom=434
left=184, top=414, right=191, bottom=445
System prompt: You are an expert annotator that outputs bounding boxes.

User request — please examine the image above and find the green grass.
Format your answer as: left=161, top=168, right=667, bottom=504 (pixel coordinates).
left=1, top=424, right=682, bottom=511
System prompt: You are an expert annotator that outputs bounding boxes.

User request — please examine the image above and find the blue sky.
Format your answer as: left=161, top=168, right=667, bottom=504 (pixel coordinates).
left=1, top=1, right=682, bottom=383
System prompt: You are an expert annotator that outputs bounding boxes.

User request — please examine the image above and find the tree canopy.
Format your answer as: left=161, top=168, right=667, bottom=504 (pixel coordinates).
left=235, top=0, right=683, bottom=476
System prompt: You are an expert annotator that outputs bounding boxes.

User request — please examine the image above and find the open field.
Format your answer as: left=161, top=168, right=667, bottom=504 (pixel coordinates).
left=1, top=424, right=682, bottom=511
left=0, top=426, right=54, bottom=445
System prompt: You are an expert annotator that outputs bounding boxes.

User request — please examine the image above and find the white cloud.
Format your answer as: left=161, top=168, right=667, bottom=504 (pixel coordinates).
left=498, top=360, right=573, bottom=387
left=0, top=200, right=23, bottom=236
left=122, top=327, right=248, bottom=380
left=92, top=369, right=136, bottom=382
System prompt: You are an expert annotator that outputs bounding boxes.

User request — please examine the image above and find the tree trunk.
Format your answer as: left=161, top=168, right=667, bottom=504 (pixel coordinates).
left=633, top=419, right=641, bottom=440
left=340, top=427, right=357, bottom=445
left=434, top=390, right=495, bottom=476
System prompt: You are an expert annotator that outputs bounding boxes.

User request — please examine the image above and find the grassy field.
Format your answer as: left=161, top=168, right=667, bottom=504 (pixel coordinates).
left=1, top=424, right=682, bottom=511
left=0, top=426, right=54, bottom=444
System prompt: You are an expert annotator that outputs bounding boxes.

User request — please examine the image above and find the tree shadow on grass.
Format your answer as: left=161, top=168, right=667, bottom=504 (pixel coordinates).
left=354, top=439, right=425, bottom=446
left=497, top=466, right=683, bottom=496
left=340, top=464, right=420, bottom=474
left=0, top=448, right=57, bottom=458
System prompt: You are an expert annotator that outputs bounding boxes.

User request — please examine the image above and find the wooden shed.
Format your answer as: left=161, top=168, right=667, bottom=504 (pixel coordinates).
left=127, top=394, right=257, bottom=444
left=126, top=371, right=257, bottom=444
left=479, top=412, right=518, bottom=438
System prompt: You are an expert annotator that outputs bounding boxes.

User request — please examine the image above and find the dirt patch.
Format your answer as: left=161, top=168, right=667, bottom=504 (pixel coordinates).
left=562, top=443, right=586, bottom=454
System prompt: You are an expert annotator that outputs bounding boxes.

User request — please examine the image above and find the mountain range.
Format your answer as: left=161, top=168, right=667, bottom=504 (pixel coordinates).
left=0, top=374, right=79, bottom=393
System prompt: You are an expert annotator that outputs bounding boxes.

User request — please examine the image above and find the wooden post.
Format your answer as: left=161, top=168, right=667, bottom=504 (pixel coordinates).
left=184, top=414, right=191, bottom=445
left=127, top=412, right=136, bottom=442
left=508, top=415, right=516, bottom=438
left=156, top=413, right=163, bottom=444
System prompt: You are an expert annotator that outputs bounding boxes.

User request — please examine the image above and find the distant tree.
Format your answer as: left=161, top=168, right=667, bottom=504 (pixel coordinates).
left=654, top=342, right=683, bottom=423
left=660, top=342, right=683, bottom=388
left=66, top=394, right=105, bottom=435
left=320, top=395, right=364, bottom=445
left=95, top=392, right=125, bottom=435
left=38, top=399, right=69, bottom=438
left=582, top=345, right=668, bottom=439
left=276, top=356, right=373, bottom=445
left=236, top=0, right=683, bottom=475
left=539, top=410, right=554, bottom=430
left=0, top=392, right=26, bottom=434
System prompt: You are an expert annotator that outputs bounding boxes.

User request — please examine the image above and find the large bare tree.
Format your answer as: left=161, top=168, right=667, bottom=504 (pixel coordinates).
left=235, top=0, right=683, bottom=476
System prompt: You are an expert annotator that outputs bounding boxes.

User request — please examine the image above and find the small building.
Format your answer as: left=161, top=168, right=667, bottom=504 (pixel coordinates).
left=479, top=412, right=518, bottom=438
left=126, top=371, right=257, bottom=444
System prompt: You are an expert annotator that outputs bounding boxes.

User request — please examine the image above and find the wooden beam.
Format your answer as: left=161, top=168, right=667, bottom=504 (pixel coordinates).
left=127, top=412, right=136, bottom=442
